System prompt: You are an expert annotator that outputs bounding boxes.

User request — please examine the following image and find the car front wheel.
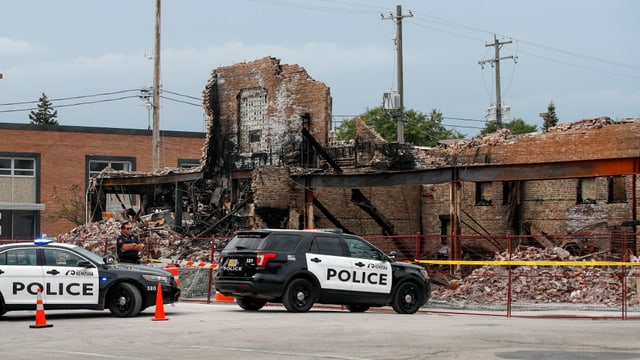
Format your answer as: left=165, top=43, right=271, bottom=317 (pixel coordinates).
left=107, top=283, right=143, bottom=317
left=282, top=278, right=316, bottom=312
left=392, top=281, right=424, bottom=314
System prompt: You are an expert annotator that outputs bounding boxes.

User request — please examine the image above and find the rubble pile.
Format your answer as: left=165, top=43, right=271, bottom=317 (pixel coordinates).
left=57, top=219, right=221, bottom=263
left=431, top=246, right=639, bottom=306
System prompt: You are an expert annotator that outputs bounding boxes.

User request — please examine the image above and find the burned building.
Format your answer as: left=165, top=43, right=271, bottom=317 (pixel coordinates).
left=88, top=57, right=640, bottom=261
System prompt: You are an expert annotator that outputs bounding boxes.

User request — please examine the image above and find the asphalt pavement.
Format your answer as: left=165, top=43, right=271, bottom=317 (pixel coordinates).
left=1, top=302, right=639, bottom=360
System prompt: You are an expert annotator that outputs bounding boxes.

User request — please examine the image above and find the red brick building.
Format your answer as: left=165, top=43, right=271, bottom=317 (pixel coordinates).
left=0, top=123, right=205, bottom=239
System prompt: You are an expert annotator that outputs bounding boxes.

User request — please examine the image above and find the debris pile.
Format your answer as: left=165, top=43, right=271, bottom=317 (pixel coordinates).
left=57, top=219, right=224, bottom=263
left=431, top=246, right=639, bottom=306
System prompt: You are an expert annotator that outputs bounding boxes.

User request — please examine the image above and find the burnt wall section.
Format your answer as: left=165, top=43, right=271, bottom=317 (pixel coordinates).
left=203, top=57, right=332, bottom=176
left=251, top=166, right=305, bottom=229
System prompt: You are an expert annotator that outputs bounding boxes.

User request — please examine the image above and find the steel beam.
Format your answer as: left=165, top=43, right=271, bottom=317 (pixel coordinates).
left=294, top=157, right=640, bottom=188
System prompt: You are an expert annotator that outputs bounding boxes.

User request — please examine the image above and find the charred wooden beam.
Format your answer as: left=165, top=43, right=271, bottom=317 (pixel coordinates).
left=312, top=196, right=353, bottom=234
left=301, top=127, right=343, bottom=173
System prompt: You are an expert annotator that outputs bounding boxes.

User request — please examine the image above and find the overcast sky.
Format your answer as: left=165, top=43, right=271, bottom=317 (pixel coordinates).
left=1, top=0, right=638, bottom=137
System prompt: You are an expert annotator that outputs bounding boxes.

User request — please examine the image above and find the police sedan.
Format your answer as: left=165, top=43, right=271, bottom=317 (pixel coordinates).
left=0, top=239, right=180, bottom=317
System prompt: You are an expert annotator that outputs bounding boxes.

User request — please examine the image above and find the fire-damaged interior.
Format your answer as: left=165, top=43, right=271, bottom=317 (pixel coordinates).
left=87, top=57, right=640, bottom=263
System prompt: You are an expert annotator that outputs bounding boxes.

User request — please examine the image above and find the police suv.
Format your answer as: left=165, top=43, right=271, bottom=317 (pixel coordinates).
left=0, top=239, right=180, bottom=317
left=215, top=229, right=430, bottom=314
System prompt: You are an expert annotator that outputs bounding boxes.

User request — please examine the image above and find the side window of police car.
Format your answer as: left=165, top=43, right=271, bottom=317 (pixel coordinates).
left=44, top=248, right=85, bottom=267
left=309, top=236, right=345, bottom=257
left=345, top=237, right=383, bottom=261
left=0, top=248, right=37, bottom=266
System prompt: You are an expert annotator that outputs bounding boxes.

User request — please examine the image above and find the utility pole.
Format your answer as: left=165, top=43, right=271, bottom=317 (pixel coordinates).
left=152, top=0, right=161, bottom=170
left=382, top=5, right=412, bottom=144
left=478, top=34, right=515, bottom=129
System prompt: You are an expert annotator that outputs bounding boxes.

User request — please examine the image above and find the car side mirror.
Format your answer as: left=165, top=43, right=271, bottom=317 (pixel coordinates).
left=388, top=251, right=397, bottom=261
left=103, top=255, right=116, bottom=265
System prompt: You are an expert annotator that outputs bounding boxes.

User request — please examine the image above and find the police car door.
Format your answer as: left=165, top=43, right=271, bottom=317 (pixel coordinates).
left=306, top=235, right=352, bottom=291
left=0, top=246, right=43, bottom=305
left=41, top=247, right=99, bottom=305
left=344, top=237, right=392, bottom=294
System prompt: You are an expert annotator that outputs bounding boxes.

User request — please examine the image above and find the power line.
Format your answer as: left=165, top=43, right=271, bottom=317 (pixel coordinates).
left=0, top=89, right=140, bottom=107
left=0, top=95, right=141, bottom=114
left=162, top=89, right=202, bottom=101
left=160, top=95, right=201, bottom=107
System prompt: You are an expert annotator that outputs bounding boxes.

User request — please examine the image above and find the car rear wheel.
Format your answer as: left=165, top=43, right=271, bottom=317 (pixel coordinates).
left=346, top=304, right=370, bottom=313
left=107, top=283, right=143, bottom=317
left=392, top=281, right=424, bottom=314
left=237, top=297, right=267, bottom=311
left=282, top=278, right=316, bottom=312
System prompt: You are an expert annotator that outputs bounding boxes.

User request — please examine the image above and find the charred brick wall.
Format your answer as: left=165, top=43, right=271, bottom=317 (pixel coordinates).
left=204, top=57, right=332, bottom=172
left=310, top=185, right=423, bottom=236
left=0, top=124, right=205, bottom=237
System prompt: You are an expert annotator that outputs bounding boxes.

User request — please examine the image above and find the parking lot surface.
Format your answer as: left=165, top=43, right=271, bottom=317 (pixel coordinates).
left=1, top=302, right=639, bottom=360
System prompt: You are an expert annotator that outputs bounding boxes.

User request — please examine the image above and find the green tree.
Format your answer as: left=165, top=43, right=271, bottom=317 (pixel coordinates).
left=542, top=101, right=559, bottom=131
left=336, top=107, right=464, bottom=146
left=480, top=118, right=537, bottom=135
left=29, top=92, right=59, bottom=125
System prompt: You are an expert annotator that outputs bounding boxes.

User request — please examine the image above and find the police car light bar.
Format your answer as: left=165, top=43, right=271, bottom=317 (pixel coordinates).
left=34, top=238, right=53, bottom=246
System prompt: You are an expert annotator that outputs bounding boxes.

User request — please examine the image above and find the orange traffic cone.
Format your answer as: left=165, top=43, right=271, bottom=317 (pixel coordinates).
left=151, top=282, right=169, bottom=321
left=30, top=288, right=53, bottom=328
left=215, top=291, right=235, bottom=303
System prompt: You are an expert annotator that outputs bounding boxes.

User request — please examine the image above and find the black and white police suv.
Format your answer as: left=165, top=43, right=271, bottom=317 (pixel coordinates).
left=215, top=229, right=430, bottom=314
left=0, top=239, right=180, bottom=317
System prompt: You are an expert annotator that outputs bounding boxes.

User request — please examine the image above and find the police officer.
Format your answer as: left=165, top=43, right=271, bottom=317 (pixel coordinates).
left=116, top=221, right=143, bottom=263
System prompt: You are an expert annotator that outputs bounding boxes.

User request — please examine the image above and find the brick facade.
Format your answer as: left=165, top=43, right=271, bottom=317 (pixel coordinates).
left=0, top=123, right=205, bottom=238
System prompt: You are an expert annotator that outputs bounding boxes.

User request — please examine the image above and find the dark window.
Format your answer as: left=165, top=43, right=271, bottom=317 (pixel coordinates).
left=178, top=159, right=200, bottom=168
left=310, top=236, right=344, bottom=256
left=608, top=176, right=627, bottom=203
left=475, top=182, right=493, bottom=206
left=225, top=232, right=302, bottom=252
left=249, top=129, right=261, bottom=143
left=265, top=234, right=302, bottom=252
left=0, top=210, right=36, bottom=240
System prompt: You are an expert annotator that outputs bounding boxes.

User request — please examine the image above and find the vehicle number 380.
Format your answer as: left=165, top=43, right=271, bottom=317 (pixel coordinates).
left=147, top=285, right=157, bottom=291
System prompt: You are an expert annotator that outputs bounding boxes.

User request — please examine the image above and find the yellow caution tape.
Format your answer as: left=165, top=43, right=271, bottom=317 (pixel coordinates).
left=415, top=259, right=640, bottom=267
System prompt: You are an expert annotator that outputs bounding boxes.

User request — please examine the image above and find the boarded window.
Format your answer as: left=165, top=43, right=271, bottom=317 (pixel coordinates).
left=239, top=88, right=268, bottom=153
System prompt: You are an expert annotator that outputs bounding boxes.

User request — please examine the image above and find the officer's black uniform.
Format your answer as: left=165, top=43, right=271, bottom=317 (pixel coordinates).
left=116, top=225, right=141, bottom=263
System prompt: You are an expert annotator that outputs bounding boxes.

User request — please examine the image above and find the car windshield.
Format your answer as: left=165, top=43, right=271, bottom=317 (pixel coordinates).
left=67, top=244, right=106, bottom=264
